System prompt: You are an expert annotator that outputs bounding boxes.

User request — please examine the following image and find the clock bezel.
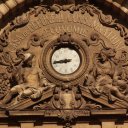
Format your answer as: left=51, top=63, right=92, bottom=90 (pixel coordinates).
left=40, top=33, right=90, bottom=84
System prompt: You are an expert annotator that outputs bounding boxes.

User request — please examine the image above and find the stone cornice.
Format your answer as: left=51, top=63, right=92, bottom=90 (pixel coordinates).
left=0, top=0, right=127, bottom=23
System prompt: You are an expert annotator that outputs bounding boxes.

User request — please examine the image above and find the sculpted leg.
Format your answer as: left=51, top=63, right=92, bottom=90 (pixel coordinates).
left=111, top=87, right=128, bottom=101
left=0, top=88, right=18, bottom=105
left=1, top=92, right=14, bottom=104
left=0, top=84, right=25, bottom=105
left=30, top=86, right=50, bottom=99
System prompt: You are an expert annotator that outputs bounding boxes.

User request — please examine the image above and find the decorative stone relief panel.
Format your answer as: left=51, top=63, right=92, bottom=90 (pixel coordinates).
left=0, top=1, right=128, bottom=128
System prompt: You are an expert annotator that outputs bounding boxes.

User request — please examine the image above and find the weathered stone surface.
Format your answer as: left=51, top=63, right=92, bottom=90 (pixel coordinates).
left=0, top=1, right=128, bottom=128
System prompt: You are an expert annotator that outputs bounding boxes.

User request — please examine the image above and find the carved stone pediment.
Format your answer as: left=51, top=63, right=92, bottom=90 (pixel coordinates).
left=0, top=1, right=128, bottom=127
left=5, top=85, right=128, bottom=110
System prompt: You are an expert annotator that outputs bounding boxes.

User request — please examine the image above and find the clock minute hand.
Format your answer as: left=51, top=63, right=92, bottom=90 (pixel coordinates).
left=63, top=59, right=72, bottom=63
left=53, top=59, right=72, bottom=64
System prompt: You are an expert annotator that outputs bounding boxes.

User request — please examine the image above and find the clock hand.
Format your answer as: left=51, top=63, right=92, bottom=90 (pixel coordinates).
left=63, top=59, right=72, bottom=63
left=53, top=59, right=72, bottom=64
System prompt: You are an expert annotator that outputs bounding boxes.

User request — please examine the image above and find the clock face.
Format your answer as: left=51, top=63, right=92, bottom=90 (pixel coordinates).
left=51, top=47, right=81, bottom=75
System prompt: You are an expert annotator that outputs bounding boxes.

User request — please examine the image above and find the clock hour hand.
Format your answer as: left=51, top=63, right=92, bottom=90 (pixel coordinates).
left=53, top=59, right=72, bottom=64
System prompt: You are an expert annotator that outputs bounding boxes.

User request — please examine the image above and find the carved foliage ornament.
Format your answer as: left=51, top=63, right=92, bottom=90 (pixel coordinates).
left=0, top=13, right=30, bottom=52
left=33, top=84, right=101, bottom=122
left=29, top=3, right=128, bottom=45
left=0, top=2, right=128, bottom=128
left=0, top=3, right=128, bottom=52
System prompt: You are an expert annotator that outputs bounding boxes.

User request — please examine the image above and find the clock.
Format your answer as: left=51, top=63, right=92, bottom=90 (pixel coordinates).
left=51, top=47, right=81, bottom=75
left=40, top=33, right=89, bottom=84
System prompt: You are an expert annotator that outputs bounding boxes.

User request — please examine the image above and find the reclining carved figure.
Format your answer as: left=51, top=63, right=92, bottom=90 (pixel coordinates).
left=0, top=52, right=55, bottom=107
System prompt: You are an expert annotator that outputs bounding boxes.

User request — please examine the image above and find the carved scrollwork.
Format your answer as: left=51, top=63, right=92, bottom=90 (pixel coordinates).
left=10, top=13, right=30, bottom=30
left=0, top=13, right=30, bottom=52
left=33, top=84, right=101, bottom=122
left=78, top=4, right=128, bottom=46
left=50, top=4, right=62, bottom=13
left=0, top=2, right=127, bottom=56
left=83, top=32, right=108, bottom=48
left=51, top=84, right=83, bottom=110
left=23, top=33, right=47, bottom=50
left=50, top=0, right=89, bottom=13
left=30, top=34, right=44, bottom=47
left=29, top=3, right=127, bottom=46
left=79, top=5, right=116, bottom=25
left=0, top=29, right=10, bottom=52
left=30, top=5, right=48, bottom=17
left=0, top=0, right=128, bottom=123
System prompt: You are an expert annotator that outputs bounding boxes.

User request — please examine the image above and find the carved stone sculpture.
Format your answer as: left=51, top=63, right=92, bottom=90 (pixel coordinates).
left=85, top=48, right=128, bottom=102
left=0, top=52, right=54, bottom=107
left=0, top=1, right=128, bottom=127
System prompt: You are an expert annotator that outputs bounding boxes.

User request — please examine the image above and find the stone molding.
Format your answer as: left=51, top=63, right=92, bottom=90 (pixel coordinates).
left=0, top=0, right=128, bottom=23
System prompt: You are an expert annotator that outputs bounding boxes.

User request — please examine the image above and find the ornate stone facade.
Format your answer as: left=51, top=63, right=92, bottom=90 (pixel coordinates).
left=0, top=0, right=128, bottom=128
